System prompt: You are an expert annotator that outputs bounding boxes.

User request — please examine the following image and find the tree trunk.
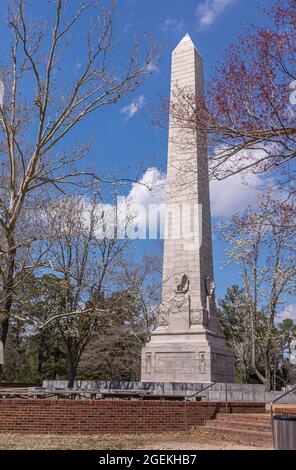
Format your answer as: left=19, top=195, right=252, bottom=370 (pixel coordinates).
left=273, top=354, right=277, bottom=391
left=0, top=232, right=16, bottom=353
left=38, top=335, right=45, bottom=380
left=0, top=318, right=9, bottom=352
left=53, top=346, right=60, bottom=381
left=67, top=359, right=78, bottom=389
left=0, top=317, right=9, bottom=379
left=265, top=353, right=271, bottom=392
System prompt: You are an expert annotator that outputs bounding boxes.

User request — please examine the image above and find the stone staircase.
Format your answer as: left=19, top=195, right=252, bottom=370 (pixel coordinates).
left=196, top=413, right=273, bottom=446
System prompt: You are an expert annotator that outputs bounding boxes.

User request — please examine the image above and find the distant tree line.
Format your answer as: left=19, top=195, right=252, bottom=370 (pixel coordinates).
left=2, top=254, right=160, bottom=386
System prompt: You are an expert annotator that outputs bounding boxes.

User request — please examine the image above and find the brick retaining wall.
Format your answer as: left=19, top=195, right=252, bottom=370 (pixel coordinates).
left=0, top=400, right=266, bottom=435
left=274, top=407, right=296, bottom=416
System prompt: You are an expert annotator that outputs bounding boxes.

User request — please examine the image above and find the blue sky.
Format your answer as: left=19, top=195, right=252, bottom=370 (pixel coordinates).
left=62, top=0, right=273, bottom=184
left=1, top=0, right=294, bottom=316
left=93, top=0, right=273, bottom=300
left=90, top=0, right=273, bottom=182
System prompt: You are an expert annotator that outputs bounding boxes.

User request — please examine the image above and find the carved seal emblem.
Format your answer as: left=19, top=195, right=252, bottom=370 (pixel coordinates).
left=169, top=274, right=191, bottom=314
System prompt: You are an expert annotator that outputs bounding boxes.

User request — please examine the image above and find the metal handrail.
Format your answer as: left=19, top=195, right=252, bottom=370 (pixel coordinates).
left=184, top=382, right=217, bottom=433
left=185, top=382, right=217, bottom=401
left=183, top=382, right=232, bottom=431
left=225, top=382, right=228, bottom=414
left=274, top=374, right=289, bottom=391
left=270, top=383, right=296, bottom=449
left=185, top=382, right=229, bottom=413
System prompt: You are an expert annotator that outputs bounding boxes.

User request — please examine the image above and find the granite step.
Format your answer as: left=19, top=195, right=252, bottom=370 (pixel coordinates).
left=195, top=412, right=273, bottom=446
left=208, top=418, right=271, bottom=433
left=215, top=413, right=270, bottom=423
left=196, top=424, right=272, bottom=445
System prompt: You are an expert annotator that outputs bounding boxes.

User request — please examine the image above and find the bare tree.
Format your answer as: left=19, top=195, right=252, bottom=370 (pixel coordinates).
left=21, top=192, right=133, bottom=386
left=218, top=285, right=253, bottom=384
left=116, top=254, right=162, bottom=339
left=0, top=0, right=155, bottom=353
left=221, top=189, right=296, bottom=390
left=79, top=254, right=162, bottom=381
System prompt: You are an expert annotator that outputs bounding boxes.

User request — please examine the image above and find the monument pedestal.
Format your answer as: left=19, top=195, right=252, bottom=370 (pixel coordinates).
left=142, top=327, right=234, bottom=384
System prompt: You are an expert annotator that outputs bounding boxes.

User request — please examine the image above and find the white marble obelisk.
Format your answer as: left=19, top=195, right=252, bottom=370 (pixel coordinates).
left=141, top=34, right=234, bottom=383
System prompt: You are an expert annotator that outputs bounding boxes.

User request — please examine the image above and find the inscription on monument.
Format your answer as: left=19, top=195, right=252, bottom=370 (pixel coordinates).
left=155, top=352, right=196, bottom=374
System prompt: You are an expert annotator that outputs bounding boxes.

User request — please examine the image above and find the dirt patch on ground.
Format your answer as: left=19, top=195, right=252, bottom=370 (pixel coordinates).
left=0, top=431, right=271, bottom=450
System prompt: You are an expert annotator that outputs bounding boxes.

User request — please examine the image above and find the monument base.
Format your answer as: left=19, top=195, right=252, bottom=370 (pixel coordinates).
left=141, top=327, right=234, bottom=383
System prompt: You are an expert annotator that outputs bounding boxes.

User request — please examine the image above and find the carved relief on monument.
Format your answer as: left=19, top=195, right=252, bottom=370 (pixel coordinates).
left=199, top=351, right=206, bottom=374
left=205, top=274, right=215, bottom=323
left=156, top=306, right=169, bottom=327
left=205, top=275, right=215, bottom=298
left=169, top=274, right=191, bottom=314
left=156, top=274, right=191, bottom=327
left=145, top=353, right=152, bottom=374
left=189, top=308, right=204, bottom=326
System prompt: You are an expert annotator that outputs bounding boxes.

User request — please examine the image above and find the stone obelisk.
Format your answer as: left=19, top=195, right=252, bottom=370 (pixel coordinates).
left=141, top=34, right=234, bottom=383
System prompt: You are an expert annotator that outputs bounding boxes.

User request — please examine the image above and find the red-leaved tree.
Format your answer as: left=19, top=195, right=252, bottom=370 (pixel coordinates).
left=169, top=0, right=296, bottom=182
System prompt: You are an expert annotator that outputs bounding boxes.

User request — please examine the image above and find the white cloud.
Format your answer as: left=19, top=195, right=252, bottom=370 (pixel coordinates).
left=125, top=161, right=264, bottom=236
left=210, top=176, right=263, bottom=218
left=120, top=95, right=145, bottom=120
left=124, top=22, right=134, bottom=33
left=127, top=167, right=165, bottom=207
left=161, top=17, right=185, bottom=34
left=85, top=168, right=166, bottom=240
left=210, top=174, right=263, bottom=218
left=278, top=305, right=296, bottom=323
left=147, top=61, right=159, bottom=74
left=125, top=150, right=268, bottom=224
left=196, top=0, right=236, bottom=30
left=123, top=145, right=281, bottom=223
left=126, top=167, right=166, bottom=231
left=124, top=161, right=262, bottom=229
left=81, top=144, right=284, bottom=239
left=209, top=146, right=275, bottom=218
left=0, top=80, right=4, bottom=106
